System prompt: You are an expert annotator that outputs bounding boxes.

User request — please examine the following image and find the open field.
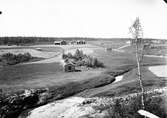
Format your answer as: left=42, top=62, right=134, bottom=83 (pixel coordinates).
left=0, top=40, right=166, bottom=93
left=76, top=65, right=167, bottom=97
left=0, top=39, right=167, bottom=118
left=0, top=44, right=103, bottom=92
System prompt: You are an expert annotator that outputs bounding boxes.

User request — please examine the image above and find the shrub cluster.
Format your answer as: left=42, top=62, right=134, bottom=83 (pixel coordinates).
left=0, top=52, right=33, bottom=65
left=84, top=56, right=104, bottom=68
left=62, top=49, right=104, bottom=68
left=93, top=94, right=166, bottom=118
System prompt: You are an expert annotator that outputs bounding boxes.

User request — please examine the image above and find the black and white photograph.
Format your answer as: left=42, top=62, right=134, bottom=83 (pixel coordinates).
left=0, top=0, right=167, bottom=118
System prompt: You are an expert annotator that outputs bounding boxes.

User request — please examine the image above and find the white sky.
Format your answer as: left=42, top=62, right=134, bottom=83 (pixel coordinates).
left=0, top=0, right=167, bottom=38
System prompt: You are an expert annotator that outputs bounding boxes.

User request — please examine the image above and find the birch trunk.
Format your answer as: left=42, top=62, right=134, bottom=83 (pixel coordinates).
left=135, top=39, right=145, bottom=110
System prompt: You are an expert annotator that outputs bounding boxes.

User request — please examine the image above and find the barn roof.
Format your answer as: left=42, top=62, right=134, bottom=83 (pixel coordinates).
left=54, top=41, right=61, bottom=43
left=64, top=61, right=75, bottom=66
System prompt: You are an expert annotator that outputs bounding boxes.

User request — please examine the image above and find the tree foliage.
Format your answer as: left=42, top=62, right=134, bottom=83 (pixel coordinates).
left=62, top=49, right=104, bottom=68
left=1, top=52, right=33, bottom=65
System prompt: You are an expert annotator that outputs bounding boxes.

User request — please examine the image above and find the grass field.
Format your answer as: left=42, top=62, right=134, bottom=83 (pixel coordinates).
left=74, top=44, right=167, bottom=97
left=0, top=41, right=166, bottom=92
left=0, top=44, right=104, bottom=93
left=76, top=66, right=167, bottom=97
left=0, top=40, right=167, bottom=118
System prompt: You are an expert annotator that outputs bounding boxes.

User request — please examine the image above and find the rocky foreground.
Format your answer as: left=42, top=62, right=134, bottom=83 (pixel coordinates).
left=19, top=87, right=167, bottom=118
left=0, top=74, right=115, bottom=118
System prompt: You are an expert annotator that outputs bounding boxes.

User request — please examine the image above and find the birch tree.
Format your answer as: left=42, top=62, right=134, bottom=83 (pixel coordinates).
left=129, top=17, right=145, bottom=110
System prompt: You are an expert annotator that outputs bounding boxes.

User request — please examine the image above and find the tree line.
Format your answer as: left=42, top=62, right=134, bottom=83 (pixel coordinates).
left=0, top=37, right=56, bottom=45
left=0, top=37, right=100, bottom=45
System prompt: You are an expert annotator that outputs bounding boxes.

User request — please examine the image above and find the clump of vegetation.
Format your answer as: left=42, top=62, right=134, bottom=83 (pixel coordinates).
left=0, top=52, right=33, bottom=65
left=62, top=49, right=104, bottom=68
left=84, top=56, right=104, bottom=68
left=93, top=93, right=166, bottom=118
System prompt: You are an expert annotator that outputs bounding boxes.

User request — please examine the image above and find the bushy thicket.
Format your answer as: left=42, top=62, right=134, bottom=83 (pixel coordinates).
left=0, top=53, right=33, bottom=65
left=62, top=49, right=86, bottom=61
left=93, top=94, right=166, bottom=118
left=62, top=49, right=104, bottom=68
left=84, top=56, right=104, bottom=68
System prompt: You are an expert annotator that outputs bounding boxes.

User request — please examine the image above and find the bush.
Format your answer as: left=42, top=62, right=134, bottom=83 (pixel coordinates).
left=1, top=52, right=33, bottom=65
left=62, top=53, right=68, bottom=59
left=73, top=49, right=85, bottom=61
left=62, top=49, right=104, bottom=68
left=101, top=95, right=167, bottom=118
left=84, top=56, right=104, bottom=68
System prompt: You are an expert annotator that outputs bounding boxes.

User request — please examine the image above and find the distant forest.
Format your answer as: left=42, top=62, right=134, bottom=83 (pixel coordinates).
left=0, top=36, right=166, bottom=45
left=0, top=37, right=100, bottom=45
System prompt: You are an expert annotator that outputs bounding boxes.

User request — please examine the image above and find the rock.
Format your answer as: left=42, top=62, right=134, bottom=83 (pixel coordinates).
left=0, top=88, right=49, bottom=118
left=20, top=87, right=167, bottom=118
left=20, top=97, right=110, bottom=118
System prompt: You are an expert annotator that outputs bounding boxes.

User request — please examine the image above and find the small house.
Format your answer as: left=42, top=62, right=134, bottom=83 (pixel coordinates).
left=76, top=40, right=86, bottom=45
left=54, top=40, right=67, bottom=45
left=70, top=40, right=77, bottom=45
left=64, top=62, right=75, bottom=72
left=60, top=40, right=67, bottom=45
left=36, top=48, right=42, bottom=51
left=54, top=41, right=61, bottom=45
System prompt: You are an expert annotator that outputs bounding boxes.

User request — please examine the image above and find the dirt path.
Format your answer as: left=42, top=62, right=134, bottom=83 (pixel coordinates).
left=117, top=44, right=130, bottom=50
left=110, top=44, right=130, bottom=53
left=24, top=52, right=63, bottom=65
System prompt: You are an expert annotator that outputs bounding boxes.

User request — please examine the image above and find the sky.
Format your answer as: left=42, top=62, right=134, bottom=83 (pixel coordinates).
left=0, top=0, right=167, bottom=39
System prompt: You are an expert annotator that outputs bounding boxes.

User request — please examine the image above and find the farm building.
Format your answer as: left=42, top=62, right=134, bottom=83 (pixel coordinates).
left=54, top=41, right=61, bottom=45
left=54, top=40, right=67, bottom=45
left=64, top=62, right=75, bottom=72
left=36, top=48, right=42, bottom=51
left=70, top=40, right=77, bottom=45
left=76, top=40, right=86, bottom=45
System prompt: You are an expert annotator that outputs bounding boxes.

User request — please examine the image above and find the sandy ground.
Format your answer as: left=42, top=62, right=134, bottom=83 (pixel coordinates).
left=24, top=97, right=109, bottom=118
left=111, top=44, right=130, bottom=53
left=26, top=97, right=87, bottom=118
left=148, top=65, right=167, bottom=77
left=117, top=44, right=130, bottom=50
